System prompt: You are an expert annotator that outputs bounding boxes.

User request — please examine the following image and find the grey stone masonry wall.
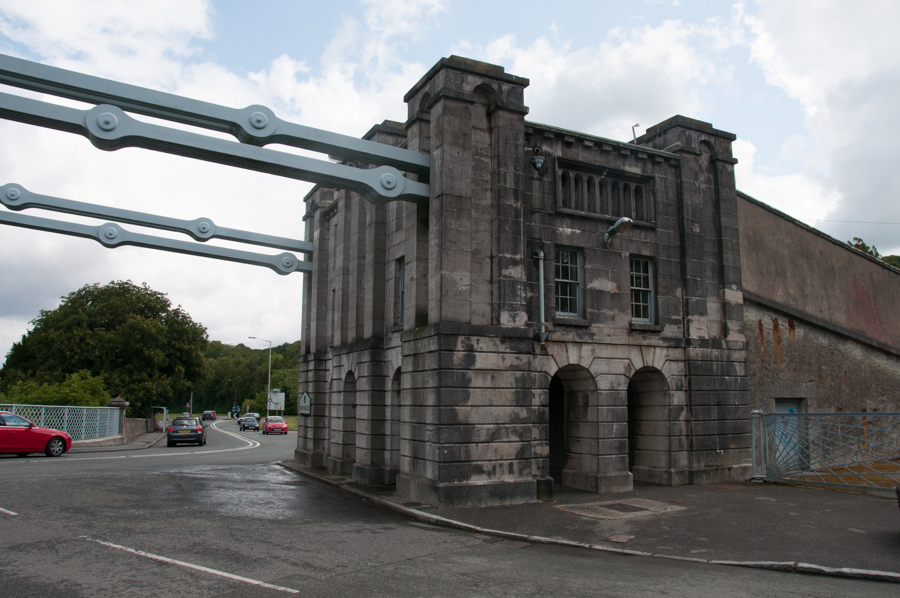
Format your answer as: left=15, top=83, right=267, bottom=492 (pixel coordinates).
left=737, top=192, right=900, bottom=414
left=294, top=57, right=780, bottom=507
left=637, top=117, right=751, bottom=484
left=745, top=300, right=900, bottom=414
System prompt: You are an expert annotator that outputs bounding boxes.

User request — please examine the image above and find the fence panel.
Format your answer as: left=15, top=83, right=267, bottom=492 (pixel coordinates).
left=752, top=411, right=900, bottom=492
left=0, top=404, right=120, bottom=441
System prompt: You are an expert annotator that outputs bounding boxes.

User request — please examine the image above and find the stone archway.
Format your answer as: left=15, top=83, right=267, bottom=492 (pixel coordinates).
left=627, top=367, right=670, bottom=484
left=387, top=367, right=402, bottom=485
left=327, top=371, right=357, bottom=476
left=548, top=365, right=597, bottom=491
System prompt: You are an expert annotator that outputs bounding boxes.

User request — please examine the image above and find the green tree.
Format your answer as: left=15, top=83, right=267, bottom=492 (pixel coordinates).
left=848, top=236, right=881, bottom=258
left=3, top=370, right=112, bottom=406
left=1, top=281, right=207, bottom=416
left=883, top=254, right=900, bottom=269
left=848, top=237, right=900, bottom=269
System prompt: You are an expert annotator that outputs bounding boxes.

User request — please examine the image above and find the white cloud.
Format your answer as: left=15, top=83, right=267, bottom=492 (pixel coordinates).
left=453, top=16, right=743, bottom=140
left=733, top=137, right=839, bottom=221
left=741, top=0, right=900, bottom=254
left=0, top=0, right=451, bottom=363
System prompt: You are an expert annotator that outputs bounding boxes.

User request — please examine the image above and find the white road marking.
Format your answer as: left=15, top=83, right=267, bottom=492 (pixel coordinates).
left=45, top=421, right=261, bottom=462
left=0, top=506, right=18, bottom=515
left=81, top=536, right=300, bottom=594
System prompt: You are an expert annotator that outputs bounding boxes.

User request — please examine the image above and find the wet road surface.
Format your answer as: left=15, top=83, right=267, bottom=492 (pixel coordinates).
left=1, top=421, right=898, bottom=597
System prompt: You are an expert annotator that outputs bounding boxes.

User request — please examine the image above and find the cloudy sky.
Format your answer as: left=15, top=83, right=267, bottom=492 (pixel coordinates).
left=0, top=0, right=898, bottom=362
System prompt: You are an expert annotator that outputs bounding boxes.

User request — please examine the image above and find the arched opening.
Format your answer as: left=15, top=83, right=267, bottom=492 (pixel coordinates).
left=574, top=174, right=584, bottom=211
left=560, top=171, right=571, bottom=209
left=587, top=176, right=597, bottom=213
left=626, top=368, right=670, bottom=483
left=598, top=179, right=607, bottom=214
left=548, top=365, right=596, bottom=489
left=328, top=370, right=357, bottom=475
left=623, top=183, right=633, bottom=219
left=388, top=368, right=402, bottom=484
left=610, top=180, right=620, bottom=216
left=634, top=185, right=645, bottom=221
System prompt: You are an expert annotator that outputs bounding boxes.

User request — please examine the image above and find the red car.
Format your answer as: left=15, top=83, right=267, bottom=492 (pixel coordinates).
left=0, top=411, right=72, bottom=457
left=261, top=416, right=288, bottom=435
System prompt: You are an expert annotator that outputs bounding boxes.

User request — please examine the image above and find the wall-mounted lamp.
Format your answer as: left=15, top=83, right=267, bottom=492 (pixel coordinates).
left=531, top=147, right=545, bottom=172
left=604, top=216, right=634, bottom=244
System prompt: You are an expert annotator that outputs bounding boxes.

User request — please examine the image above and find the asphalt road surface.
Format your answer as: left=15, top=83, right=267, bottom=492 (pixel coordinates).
left=1, top=421, right=897, bottom=597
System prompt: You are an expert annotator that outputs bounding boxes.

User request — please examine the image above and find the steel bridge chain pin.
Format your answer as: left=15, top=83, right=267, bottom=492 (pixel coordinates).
left=198, top=221, right=211, bottom=234
left=249, top=112, right=268, bottom=130
left=380, top=173, right=397, bottom=190
left=281, top=256, right=294, bottom=268
left=104, top=226, right=118, bottom=240
left=5, top=187, right=20, bottom=201
left=97, top=112, right=118, bottom=131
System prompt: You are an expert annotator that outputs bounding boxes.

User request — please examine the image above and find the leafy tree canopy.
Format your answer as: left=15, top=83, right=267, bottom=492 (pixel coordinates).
left=883, top=254, right=900, bottom=269
left=1, top=370, right=112, bottom=407
left=1, top=281, right=207, bottom=416
left=848, top=236, right=881, bottom=257
left=848, top=237, right=900, bottom=269
left=193, top=340, right=301, bottom=416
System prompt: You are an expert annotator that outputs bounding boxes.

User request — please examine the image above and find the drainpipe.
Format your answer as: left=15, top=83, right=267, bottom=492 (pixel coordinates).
left=535, top=250, right=548, bottom=343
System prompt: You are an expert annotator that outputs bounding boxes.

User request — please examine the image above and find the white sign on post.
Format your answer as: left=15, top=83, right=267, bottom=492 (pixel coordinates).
left=298, top=391, right=311, bottom=416
left=267, top=389, right=285, bottom=411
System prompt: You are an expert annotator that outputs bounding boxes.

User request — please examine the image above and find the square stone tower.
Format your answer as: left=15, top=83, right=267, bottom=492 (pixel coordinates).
left=296, top=57, right=751, bottom=506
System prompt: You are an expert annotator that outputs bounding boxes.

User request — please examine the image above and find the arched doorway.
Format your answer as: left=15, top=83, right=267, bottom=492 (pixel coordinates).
left=328, top=371, right=357, bottom=475
left=627, top=368, right=670, bottom=483
left=547, top=366, right=595, bottom=490
left=387, top=368, right=402, bottom=485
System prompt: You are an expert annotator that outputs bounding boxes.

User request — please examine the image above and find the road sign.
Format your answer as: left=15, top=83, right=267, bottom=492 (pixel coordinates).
left=267, top=389, right=285, bottom=411
left=298, top=392, right=311, bottom=416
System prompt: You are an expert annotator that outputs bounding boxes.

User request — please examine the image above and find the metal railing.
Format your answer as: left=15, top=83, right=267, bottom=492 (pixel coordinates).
left=751, top=410, right=900, bottom=492
left=0, top=404, right=120, bottom=441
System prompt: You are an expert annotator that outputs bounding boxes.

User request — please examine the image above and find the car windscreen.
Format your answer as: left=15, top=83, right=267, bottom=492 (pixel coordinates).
left=0, top=413, right=30, bottom=426
left=267, top=417, right=284, bottom=423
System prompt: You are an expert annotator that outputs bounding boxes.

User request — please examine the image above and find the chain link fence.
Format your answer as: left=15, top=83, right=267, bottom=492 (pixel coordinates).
left=0, top=404, right=120, bottom=441
left=751, top=411, right=900, bottom=492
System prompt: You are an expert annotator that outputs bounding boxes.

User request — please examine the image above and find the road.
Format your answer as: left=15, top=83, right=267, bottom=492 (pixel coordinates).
left=1, top=420, right=896, bottom=597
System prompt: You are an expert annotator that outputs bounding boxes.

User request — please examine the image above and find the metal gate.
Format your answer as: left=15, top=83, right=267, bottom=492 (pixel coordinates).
left=751, top=410, right=900, bottom=492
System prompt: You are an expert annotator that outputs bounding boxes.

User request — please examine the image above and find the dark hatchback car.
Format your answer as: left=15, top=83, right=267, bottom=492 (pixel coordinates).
left=239, top=417, right=259, bottom=432
left=167, top=417, right=207, bottom=447
left=201, top=410, right=217, bottom=421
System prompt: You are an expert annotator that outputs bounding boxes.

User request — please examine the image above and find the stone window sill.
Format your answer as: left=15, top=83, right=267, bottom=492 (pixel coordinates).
left=553, top=316, right=590, bottom=327
left=390, top=324, right=404, bottom=333
left=630, top=321, right=662, bottom=332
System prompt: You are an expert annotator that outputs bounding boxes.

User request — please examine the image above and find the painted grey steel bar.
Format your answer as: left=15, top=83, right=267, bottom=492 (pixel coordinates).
left=0, top=211, right=309, bottom=276
left=750, top=410, right=765, bottom=482
left=0, top=92, right=428, bottom=205
left=0, top=183, right=312, bottom=253
left=0, top=53, right=430, bottom=179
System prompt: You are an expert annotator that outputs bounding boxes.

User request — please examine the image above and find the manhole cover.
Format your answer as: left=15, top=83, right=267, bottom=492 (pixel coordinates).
left=603, top=503, right=649, bottom=513
left=555, top=498, right=685, bottom=520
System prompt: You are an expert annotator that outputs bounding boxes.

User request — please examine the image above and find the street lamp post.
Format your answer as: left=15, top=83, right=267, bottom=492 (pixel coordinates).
left=249, top=336, right=272, bottom=418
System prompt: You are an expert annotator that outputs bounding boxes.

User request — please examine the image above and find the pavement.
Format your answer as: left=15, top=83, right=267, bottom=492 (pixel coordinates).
left=65, top=432, right=900, bottom=583
left=279, top=460, right=900, bottom=585
left=68, top=431, right=165, bottom=453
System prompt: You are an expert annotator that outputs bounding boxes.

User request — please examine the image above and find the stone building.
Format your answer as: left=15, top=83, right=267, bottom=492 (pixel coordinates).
left=294, top=56, right=900, bottom=507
